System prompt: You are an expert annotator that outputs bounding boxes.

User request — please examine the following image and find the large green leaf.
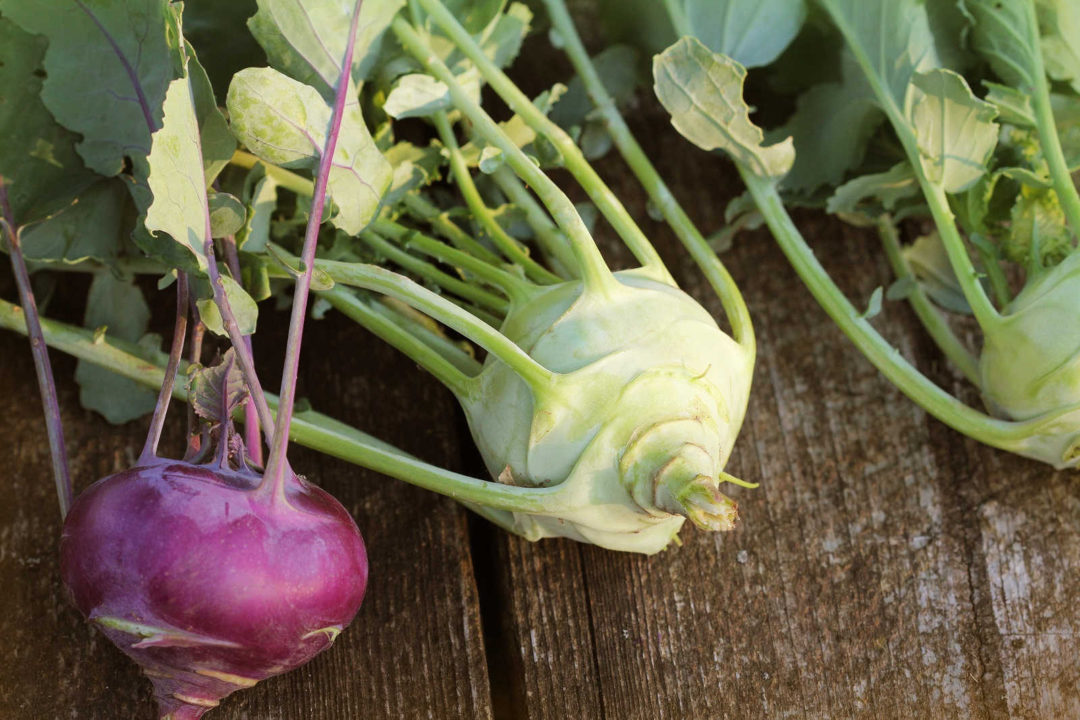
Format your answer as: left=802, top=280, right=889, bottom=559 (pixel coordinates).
left=653, top=37, right=794, bottom=181
left=227, top=66, right=391, bottom=234
left=680, top=0, right=807, bottom=69
left=1038, top=0, right=1080, bottom=93
left=75, top=273, right=157, bottom=424
left=964, top=0, right=1038, bottom=89
left=248, top=0, right=405, bottom=99
left=20, top=181, right=128, bottom=264
left=0, top=17, right=96, bottom=225
left=188, top=47, right=237, bottom=186
left=907, top=69, right=999, bottom=193
left=0, top=0, right=182, bottom=177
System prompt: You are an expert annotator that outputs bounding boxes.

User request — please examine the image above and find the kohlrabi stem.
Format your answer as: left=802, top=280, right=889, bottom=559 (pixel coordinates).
left=877, top=218, right=980, bottom=384
left=543, top=0, right=754, bottom=350
left=400, top=194, right=504, bottom=265
left=391, top=17, right=619, bottom=296
left=269, top=246, right=555, bottom=391
left=431, top=111, right=562, bottom=285
left=0, top=180, right=72, bottom=517
left=972, top=235, right=1012, bottom=309
left=0, top=298, right=573, bottom=514
left=320, top=287, right=475, bottom=395
left=740, top=168, right=1040, bottom=449
left=661, top=0, right=692, bottom=37
left=1024, top=0, right=1080, bottom=237
left=360, top=229, right=511, bottom=312
left=409, top=0, right=671, bottom=279
left=138, top=272, right=189, bottom=464
left=489, top=165, right=578, bottom=277
left=222, top=235, right=262, bottom=466
left=371, top=297, right=482, bottom=375
left=371, top=220, right=536, bottom=303
left=203, top=237, right=276, bottom=444
left=263, top=0, right=365, bottom=498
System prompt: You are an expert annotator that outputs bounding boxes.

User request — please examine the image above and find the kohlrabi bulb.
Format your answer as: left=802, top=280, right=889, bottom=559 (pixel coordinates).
left=460, top=270, right=754, bottom=554
left=979, top=252, right=1080, bottom=466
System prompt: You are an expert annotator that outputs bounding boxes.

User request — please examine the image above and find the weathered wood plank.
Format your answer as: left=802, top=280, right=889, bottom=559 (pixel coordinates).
left=0, top=284, right=493, bottom=719
left=487, top=107, right=1080, bottom=719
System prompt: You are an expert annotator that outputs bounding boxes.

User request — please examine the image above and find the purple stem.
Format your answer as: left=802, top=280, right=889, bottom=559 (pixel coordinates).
left=202, top=236, right=277, bottom=448
left=1, top=178, right=73, bottom=517
left=75, top=0, right=158, bottom=134
left=222, top=236, right=263, bottom=466
left=138, top=272, right=188, bottom=465
left=262, top=0, right=366, bottom=499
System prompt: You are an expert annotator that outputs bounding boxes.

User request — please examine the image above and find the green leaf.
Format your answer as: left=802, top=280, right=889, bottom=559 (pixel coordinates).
left=144, top=75, right=211, bottom=269
left=248, top=0, right=405, bottom=98
left=227, top=66, right=391, bottom=234
left=818, top=0, right=939, bottom=109
left=0, top=16, right=97, bottom=225
left=1038, top=0, right=1080, bottom=93
left=907, top=69, right=999, bottom=192
left=197, top=275, right=259, bottom=336
left=964, top=0, right=1039, bottom=89
left=550, top=44, right=640, bottom=160
left=653, top=37, right=794, bottom=180
left=384, top=73, right=453, bottom=118
left=20, top=181, right=127, bottom=264
left=236, top=165, right=279, bottom=253
left=984, top=82, right=1036, bottom=126
left=75, top=273, right=157, bottom=424
left=902, top=232, right=973, bottom=313
left=188, top=46, right=236, bottom=186
left=826, top=162, right=920, bottom=219
left=1052, top=93, right=1080, bottom=170
left=190, top=348, right=248, bottom=426
left=384, top=142, right=443, bottom=206
left=0, top=0, right=182, bottom=177
left=439, top=0, right=505, bottom=34
left=777, top=54, right=881, bottom=194
left=1006, top=184, right=1072, bottom=266
left=858, top=286, right=884, bottom=320
left=680, top=0, right=808, bottom=69
left=207, top=192, right=246, bottom=238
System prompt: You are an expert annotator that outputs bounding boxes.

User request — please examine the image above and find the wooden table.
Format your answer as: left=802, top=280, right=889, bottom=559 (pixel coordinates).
left=2, top=106, right=1078, bottom=720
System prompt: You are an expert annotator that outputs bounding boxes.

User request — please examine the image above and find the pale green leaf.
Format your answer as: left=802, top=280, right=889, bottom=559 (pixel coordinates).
left=1038, top=0, right=1080, bottom=93
left=188, top=46, right=236, bottom=186
left=653, top=37, right=794, bottom=180
left=236, top=165, right=279, bottom=252
left=226, top=66, right=391, bottom=234
left=384, top=73, right=452, bottom=118
left=826, top=163, right=920, bottom=217
left=144, top=75, right=210, bottom=269
left=0, top=0, right=181, bottom=176
left=908, top=69, right=998, bottom=192
left=903, top=232, right=973, bottom=313
left=984, top=81, right=1036, bottom=126
left=964, top=0, right=1039, bottom=88
left=681, top=0, right=807, bottom=69
left=75, top=273, right=157, bottom=424
left=197, top=275, right=259, bottom=336
left=859, top=286, right=884, bottom=320
left=207, top=192, right=246, bottom=238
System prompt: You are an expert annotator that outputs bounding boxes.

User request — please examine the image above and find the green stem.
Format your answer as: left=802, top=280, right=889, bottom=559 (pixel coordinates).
left=432, top=112, right=562, bottom=285
left=877, top=217, right=980, bottom=383
left=972, top=234, right=1012, bottom=308
left=411, top=0, right=670, bottom=279
left=740, top=169, right=1038, bottom=449
left=0, top=297, right=568, bottom=514
left=543, top=0, right=754, bottom=350
left=321, top=287, right=474, bottom=394
left=372, top=219, right=536, bottom=303
left=489, top=165, right=577, bottom=277
left=391, top=16, right=619, bottom=296
left=1025, top=1, right=1080, bottom=237
left=360, top=229, right=510, bottom=312
left=269, top=244, right=555, bottom=391
left=370, top=296, right=482, bottom=375
left=401, top=194, right=503, bottom=265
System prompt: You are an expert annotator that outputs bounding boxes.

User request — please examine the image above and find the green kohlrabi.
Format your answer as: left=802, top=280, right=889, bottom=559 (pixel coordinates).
left=0, top=0, right=758, bottom=554
left=642, top=0, right=1080, bottom=468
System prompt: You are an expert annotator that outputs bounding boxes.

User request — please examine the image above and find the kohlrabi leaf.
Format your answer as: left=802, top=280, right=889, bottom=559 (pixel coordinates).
left=437, top=0, right=505, bottom=34
left=858, top=286, right=884, bottom=320
left=1007, top=185, right=1072, bottom=266
left=776, top=53, right=880, bottom=194
left=653, top=36, right=794, bottom=181
left=197, top=275, right=259, bottom=336
left=0, top=16, right=97, bottom=225
left=188, top=46, right=236, bottom=186
left=984, top=82, right=1036, bottom=126
left=144, top=75, right=211, bottom=269
left=907, top=69, right=999, bottom=193
left=903, top=232, right=973, bottom=314
left=826, top=162, right=920, bottom=219
left=207, top=192, right=246, bottom=238
left=0, top=0, right=182, bottom=177
left=965, top=0, right=1039, bottom=89
left=75, top=273, right=157, bottom=424
left=248, top=0, right=405, bottom=98
left=227, top=66, right=391, bottom=234
left=20, top=181, right=127, bottom=264
left=384, top=141, right=443, bottom=205
left=1052, top=93, right=1080, bottom=170
left=236, top=165, right=278, bottom=253
left=384, top=73, right=454, bottom=118
left=550, top=44, right=639, bottom=157
left=1038, top=0, right=1080, bottom=93
left=679, top=0, right=808, bottom=69
left=190, top=348, right=248, bottom=427
left=817, top=0, right=939, bottom=110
